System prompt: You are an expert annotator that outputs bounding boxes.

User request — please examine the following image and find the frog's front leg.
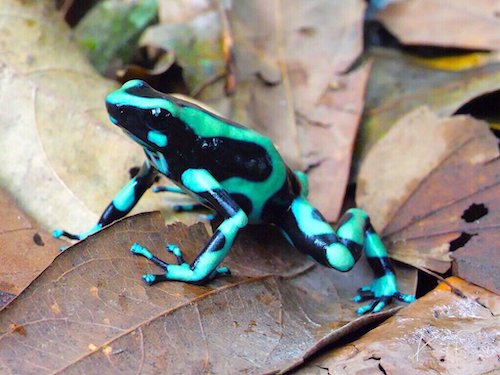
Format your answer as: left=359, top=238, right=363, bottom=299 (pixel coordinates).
left=277, top=197, right=414, bottom=314
left=132, top=168, right=248, bottom=284
left=54, top=160, right=156, bottom=241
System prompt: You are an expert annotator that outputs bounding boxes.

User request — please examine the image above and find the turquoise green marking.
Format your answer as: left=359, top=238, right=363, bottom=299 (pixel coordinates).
left=291, top=197, right=333, bottom=236
left=106, top=87, right=180, bottom=117
left=325, top=242, right=354, bottom=271
left=181, top=169, right=220, bottom=193
left=112, top=177, right=138, bottom=211
left=218, top=210, right=248, bottom=236
left=147, top=130, right=168, bottom=147
left=365, top=230, right=389, bottom=258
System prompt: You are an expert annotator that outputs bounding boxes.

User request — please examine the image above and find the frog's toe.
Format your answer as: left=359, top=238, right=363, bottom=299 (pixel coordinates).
left=395, top=292, right=416, bottom=303
left=165, top=244, right=187, bottom=265
left=216, top=266, right=231, bottom=276
left=353, top=287, right=375, bottom=302
left=356, top=296, right=391, bottom=315
left=130, top=242, right=153, bottom=259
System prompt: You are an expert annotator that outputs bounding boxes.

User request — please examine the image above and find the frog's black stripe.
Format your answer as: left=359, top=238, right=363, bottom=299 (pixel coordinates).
left=366, top=256, right=395, bottom=278
left=339, top=238, right=363, bottom=263
left=364, top=219, right=395, bottom=277
left=205, top=230, right=226, bottom=253
left=262, top=169, right=303, bottom=222
left=231, top=194, right=253, bottom=216
left=197, top=189, right=241, bottom=216
left=116, top=104, right=274, bottom=182
left=98, top=163, right=157, bottom=225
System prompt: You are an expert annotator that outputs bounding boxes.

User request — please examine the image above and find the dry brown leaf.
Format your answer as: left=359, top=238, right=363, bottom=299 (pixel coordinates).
left=0, top=189, right=63, bottom=309
left=355, top=48, right=500, bottom=167
left=357, top=107, right=499, bottom=274
left=0, top=0, right=188, bottom=234
left=376, top=0, right=500, bottom=50
left=0, top=211, right=416, bottom=373
left=296, top=277, right=500, bottom=375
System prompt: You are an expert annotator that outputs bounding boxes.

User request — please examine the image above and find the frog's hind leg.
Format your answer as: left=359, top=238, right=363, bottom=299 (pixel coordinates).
left=276, top=197, right=414, bottom=314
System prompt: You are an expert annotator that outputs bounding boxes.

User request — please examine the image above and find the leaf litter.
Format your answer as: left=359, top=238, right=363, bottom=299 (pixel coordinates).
left=357, top=107, right=499, bottom=280
left=0, top=212, right=415, bottom=374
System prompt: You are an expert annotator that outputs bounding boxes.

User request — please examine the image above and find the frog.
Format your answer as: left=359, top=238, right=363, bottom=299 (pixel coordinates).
left=54, top=80, right=415, bottom=314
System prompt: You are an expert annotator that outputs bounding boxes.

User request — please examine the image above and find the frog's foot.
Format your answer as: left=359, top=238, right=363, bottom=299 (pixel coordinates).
left=130, top=243, right=230, bottom=285
left=353, top=274, right=415, bottom=314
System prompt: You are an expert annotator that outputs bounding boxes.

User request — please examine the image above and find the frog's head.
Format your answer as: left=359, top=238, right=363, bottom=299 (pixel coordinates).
left=105, top=80, right=178, bottom=149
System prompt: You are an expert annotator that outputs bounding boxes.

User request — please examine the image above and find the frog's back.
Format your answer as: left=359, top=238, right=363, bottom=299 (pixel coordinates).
left=174, top=101, right=300, bottom=222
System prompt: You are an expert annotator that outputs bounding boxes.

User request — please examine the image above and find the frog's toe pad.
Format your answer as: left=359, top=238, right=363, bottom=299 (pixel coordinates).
left=131, top=243, right=153, bottom=259
left=395, top=292, right=416, bottom=303
left=216, top=266, right=230, bottom=276
left=142, top=274, right=158, bottom=285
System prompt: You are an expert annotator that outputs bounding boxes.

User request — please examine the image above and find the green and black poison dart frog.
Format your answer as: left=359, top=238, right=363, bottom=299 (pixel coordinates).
left=54, top=80, right=414, bottom=314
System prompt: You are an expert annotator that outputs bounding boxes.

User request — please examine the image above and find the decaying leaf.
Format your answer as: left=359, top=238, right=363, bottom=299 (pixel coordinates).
left=143, top=0, right=370, bottom=221
left=296, top=277, right=500, bottom=374
left=0, top=212, right=416, bottom=373
left=376, top=0, right=500, bottom=51
left=357, top=107, right=499, bottom=275
left=355, top=48, right=500, bottom=166
left=0, top=189, right=63, bottom=309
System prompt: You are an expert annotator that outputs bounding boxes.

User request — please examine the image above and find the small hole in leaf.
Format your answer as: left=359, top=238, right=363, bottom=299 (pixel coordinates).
left=461, top=203, right=488, bottom=222
left=449, top=232, right=476, bottom=252
left=33, top=233, right=44, bottom=246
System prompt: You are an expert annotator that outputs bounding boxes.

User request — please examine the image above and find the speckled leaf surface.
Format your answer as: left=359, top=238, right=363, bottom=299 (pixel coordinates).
left=0, top=0, right=165, bottom=234
left=357, top=107, right=499, bottom=275
left=296, top=277, right=500, bottom=375
left=146, top=0, right=370, bottom=221
left=0, top=212, right=415, bottom=373
left=0, top=189, right=63, bottom=309
left=376, top=0, right=500, bottom=50
left=355, top=48, right=500, bottom=167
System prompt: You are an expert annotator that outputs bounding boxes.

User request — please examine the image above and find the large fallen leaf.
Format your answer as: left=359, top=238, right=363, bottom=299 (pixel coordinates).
left=144, top=0, right=370, bottom=221
left=0, top=211, right=416, bottom=373
left=0, top=189, right=63, bottom=309
left=0, top=0, right=180, bottom=234
left=296, top=277, right=500, bottom=374
left=355, top=48, right=500, bottom=167
left=376, top=0, right=500, bottom=50
left=357, top=107, right=499, bottom=276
